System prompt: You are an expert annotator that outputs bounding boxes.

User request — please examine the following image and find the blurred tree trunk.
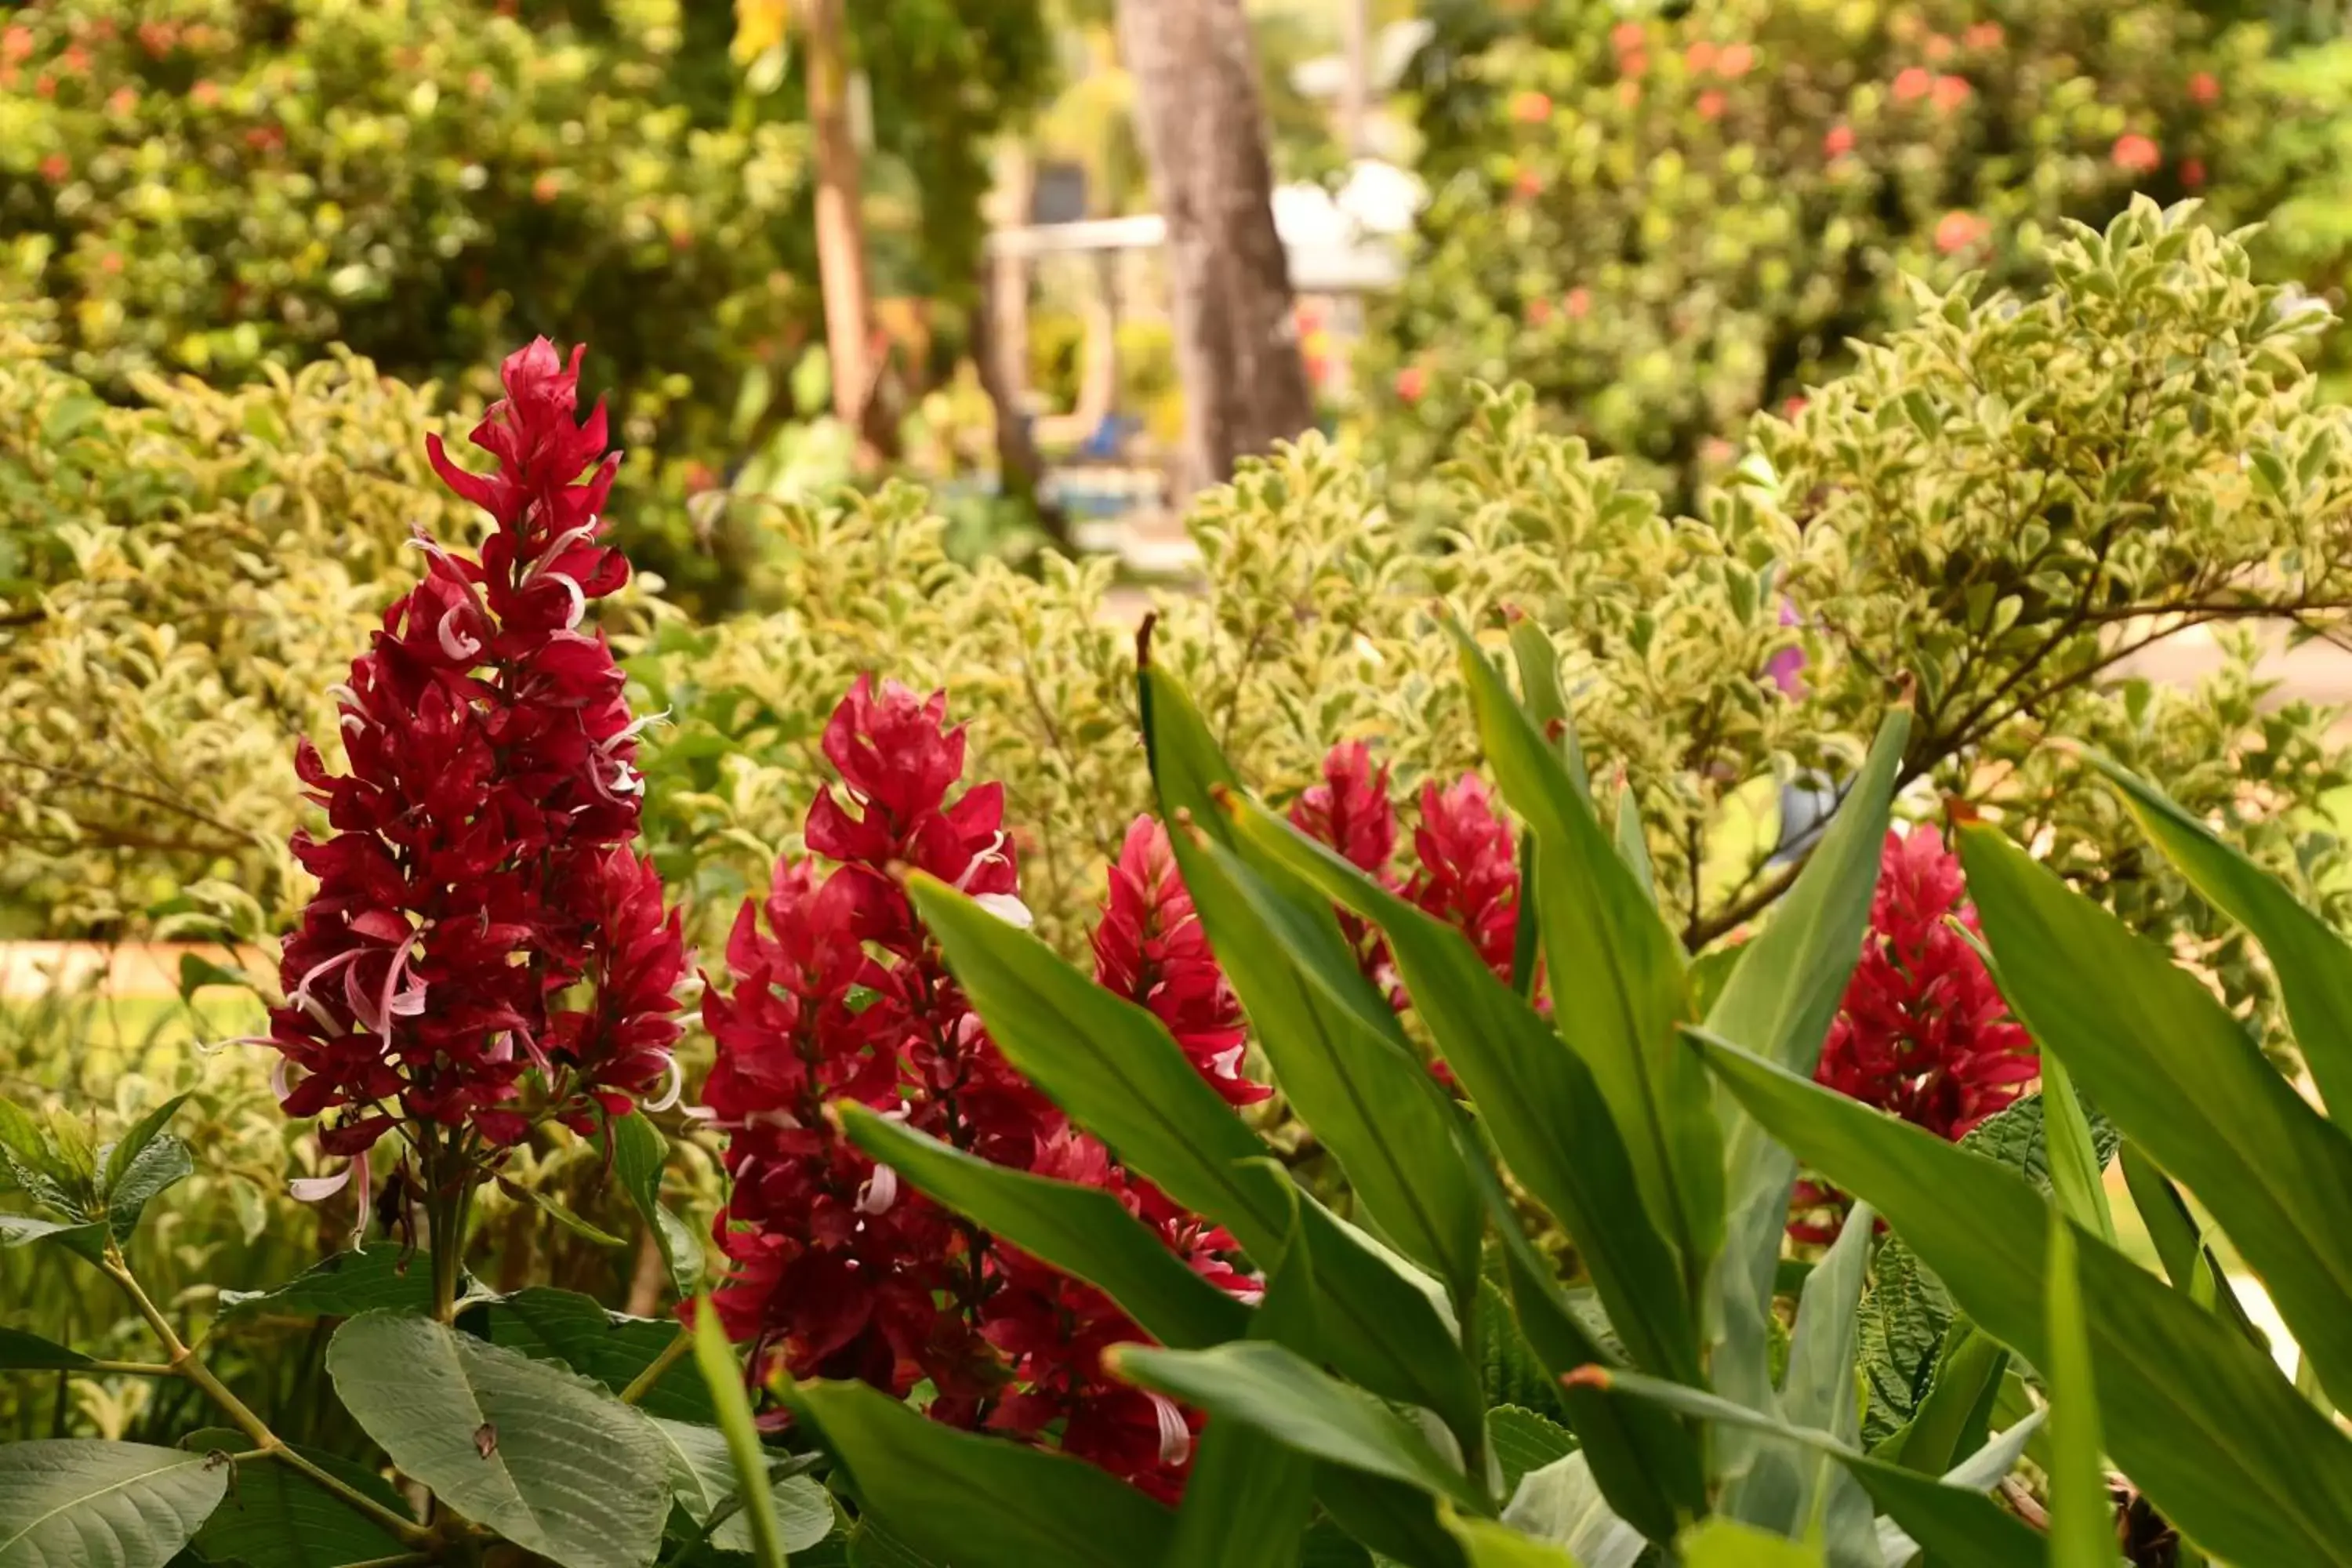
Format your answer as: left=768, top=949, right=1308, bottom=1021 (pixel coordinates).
left=973, top=147, right=1067, bottom=543
left=1114, top=0, right=1316, bottom=502
left=798, top=0, right=891, bottom=461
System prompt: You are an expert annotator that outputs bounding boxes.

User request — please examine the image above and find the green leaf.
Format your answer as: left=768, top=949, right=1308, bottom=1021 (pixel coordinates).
left=1497, top=1452, right=1646, bottom=1566
left=0, top=1440, right=227, bottom=1568
left=219, top=1248, right=437, bottom=1320
left=175, top=1428, right=408, bottom=1568
left=1613, top=783, right=1654, bottom=900
left=1452, top=622, right=1721, bottom=1287
left=1443, top=1510, right=1579, bottom=1567
left=1592, top=1370, right=2045, bottom=1566
left=2039, top=1054, right=2114, bottom=1245
left=495, top=1176, right=630, bottom=1249
left=648, top=1418, right=836, bottom=1556
left=1228, top=797, right=1697, bottom=1384
left=610, top=1112, right=704, bottom=1301
left=100, top=1094, right=191, bottom=1198
left=175, top=955, right=256, bottom=1009
left=1173, top=827, right=1486, bottom=1322
left=691, top=1298, right=792, bottom=1568
left=2045, top=1221, right=2112, bottom=1568
left=905, top=870, right=1486, bottom=1447
left=1878, top=1321, right=2008, bottom=1477
left=1505, top=619, right=1586, bottom=796
left=837, top=1103, right=1248, bottom=1352
left=1165, top=1188, right=1316, bottom=1568
left=1110, top=1341, right=1490, bottom=1516
left=466, top=1287, right=713, bottom=1424
left=1679, top=1519, right=1823, bottom=1567
left=1960, top=822, right=2352, bottom=1414
left=2093, top=755, right=2352, bottom=1118
left=106, top=1135, right=192, bottom=1243
left=1704, top=708, right=1907, bottom=1420
left=0, top=1098, right=68, bottom=1211
left=1693, top=1027, right=2352, bottom=1568
left=791, top=1377, right=1176, bottom=1568
left=1486, top=1408, right=1577, bottom=1497
left=0, top=1328, right=91, bottom=1370
left=326, top=1311, right=670, bottom=1568
left=2118, top=1142, right=2263, bottom=1347
left=0, top=1216, right=106, bottom=1263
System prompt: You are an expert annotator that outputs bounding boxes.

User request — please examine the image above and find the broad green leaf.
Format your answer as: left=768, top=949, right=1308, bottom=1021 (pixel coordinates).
left=840, top=1103, right=1248, bottom=1352
left=610, top=1111, right=704, bottom=1301
left=0, top=1216, right=105, bottom=1263
left=1486, top=1407, right=1577, bottom=1497
left=1316, top=1471, right=1472, bottom=1568
left=1877, top=1321, right=2007, bottom=1476
left=0, top=1097, right=58, bottom=1201
left=1174, top=828, right=1486, bottom=1320
left=1111, top=1340, right=1491, bottom=1516
left=2045, top=1221, right=2113, bottom=1568
left=0, top=1328, right=90, bottom=1370
left=1693, top=1029, right=2352, bottom=1568
left=0, top=1440, right=226, bottom=1568
left=691, top=1298, right=792, bottom=1568
left=906, top=872, right=1486, bottom=1445
left=175, top=955, right=255, bottom=1008
left=1679, top=1519, right=1823, bottom=1567
left=1961, top=823, right=2352, bottom=1414
left=466, top=1287, right=713, bottom=1423
left=176, top=1427, right=408, bottom=1568
left=106, top=1134, right=192, bottom=1242
left=2095, top=755, right=2352, bottom=1117
left=1476, top=1279, right=1570, bottom=1423
left=792, top=1377, right=1175, bottom=1568
left=326, top=1311, right=670, bottom=1568
left=100, top=1094, right=190, bottom=1197
left=1166, top=1188, right=1316, bottom=1568
left=1452, top=624, right=1718, bottom=1289
left=648, top=1418, right=835, bottom=1555
left=1705, top=708, right=1906, bottom=1422
left=220, top=1248, right=440, bottom=1320
left=1592, top=1370, right=2045, bottom=1566
left=1444, top=1510, right=1579, bottom=1567
left=1501, top=1452, right=1648, bottom=1567
left=1613, top=783, right=1654, bottom=901
left=1229, top=797, right=1697, bottom=1383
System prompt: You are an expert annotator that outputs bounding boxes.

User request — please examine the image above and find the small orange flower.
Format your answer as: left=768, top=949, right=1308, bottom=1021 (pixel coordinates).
left=2112, top=132, right=2161, bottom=174
left=1893, top=66, right=1933, bottom=103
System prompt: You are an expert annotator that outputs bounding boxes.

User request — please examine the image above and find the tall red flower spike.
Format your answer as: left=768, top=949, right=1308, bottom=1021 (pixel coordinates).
left=703, top=681, right=1254, bottom=1502
left=1793, top=826, right=2037, bottom=1241
left=1091, top=815, right=1265, bottom=1107
left=1405, top=775, right=1519, bottom=984
left=267, top=339, right=684, bottom=1204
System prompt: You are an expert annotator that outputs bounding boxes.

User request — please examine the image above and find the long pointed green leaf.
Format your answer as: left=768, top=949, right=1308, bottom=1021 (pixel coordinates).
left=1111, top=1341, right=1491, bottom=1517
left=1704, top=708, right=1907, bottom=1421
left=1228, top=794, right=1697, bottom=1384
left=1452, top=622, right=1719, bottom=1290
left=1506, top=619, right=1587, bottom=796
left=2045, top=1221, right=2114, bottom=1568
left=1692, top=1027, right=2352, bottom=1568
left=2094, top=755, right=2352, bottom=1118
left=688, top=1301, right=791, bottom=1568
left=1166, top=1189, right=1316, bottom=1568
left=1589, top=1370, right=2045, bottom=1566
left=2118, top=1142, right=2263, bottom=1348
left=906, top=873, right=1485, bottom=1445
left=1175, top=828, right=1485, bottom=1315
left=1960, top=823, right=2352, bottom=1415
left=2039, top=1054, right=2114, bottom=1246
left=837, top=1103, right=1248, bottom=1352
left=792, top=1378, right=1174, bottom=1568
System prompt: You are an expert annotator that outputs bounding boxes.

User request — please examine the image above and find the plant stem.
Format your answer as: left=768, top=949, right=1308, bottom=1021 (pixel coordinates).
left=81, top=1359, right=176, bottom=1377
left=619, top=1326, right=693, bottom=1406
left=100, top=1247, right=434, bottom=1548
left=428, top=1138, right=477, bottom=1325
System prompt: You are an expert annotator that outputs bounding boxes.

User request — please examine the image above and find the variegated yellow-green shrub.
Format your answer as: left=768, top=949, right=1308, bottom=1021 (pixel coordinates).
left=641, top=204, right=2352, bottom=1046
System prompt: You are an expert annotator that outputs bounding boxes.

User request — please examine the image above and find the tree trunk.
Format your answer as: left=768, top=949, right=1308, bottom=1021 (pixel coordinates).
left=1114, top=0, right=1316, bottom=502
left=799, top=0, right=887, bottom=457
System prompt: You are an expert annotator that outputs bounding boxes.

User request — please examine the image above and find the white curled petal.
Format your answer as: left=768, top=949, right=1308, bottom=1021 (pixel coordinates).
left=1148, top=1392, right=1192, bottom=1467
left=289, top=1167, right=354, bottom=1202
left=971, top=892, right=1034, bottom=930
left=643, top=1054, right=685, bottom=1114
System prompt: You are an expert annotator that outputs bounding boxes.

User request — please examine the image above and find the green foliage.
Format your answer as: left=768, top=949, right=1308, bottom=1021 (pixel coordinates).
left=1381, top=0, right=2292, bottom=511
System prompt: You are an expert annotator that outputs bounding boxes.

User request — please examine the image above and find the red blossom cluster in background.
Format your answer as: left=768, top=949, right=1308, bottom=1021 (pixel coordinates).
left=1290, top=739, right=1522, bottom=1001
left=701, top=681, right=1257, bottom=1501
left=265, top=340, right=685, bottom=1213
left=1792, top=825, right=2037, bottom=1240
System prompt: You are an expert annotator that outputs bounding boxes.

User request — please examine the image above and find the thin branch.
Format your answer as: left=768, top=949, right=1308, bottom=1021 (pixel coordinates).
left=619, top=1327, right=694, bottom=1406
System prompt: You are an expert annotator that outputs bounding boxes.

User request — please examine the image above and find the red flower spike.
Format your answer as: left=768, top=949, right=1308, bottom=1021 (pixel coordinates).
left=704, top=683, right=1258, bottom=1502
left=1406, top=775, right=1519, bottom=983
left=1290, top=741, right=1401, bottom=988
left=268, top=339, right=684, bottom=1176
left=1092, top=815, right=1267, bottom=1106
left=1794, top=826, right=2036, bottom=1242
